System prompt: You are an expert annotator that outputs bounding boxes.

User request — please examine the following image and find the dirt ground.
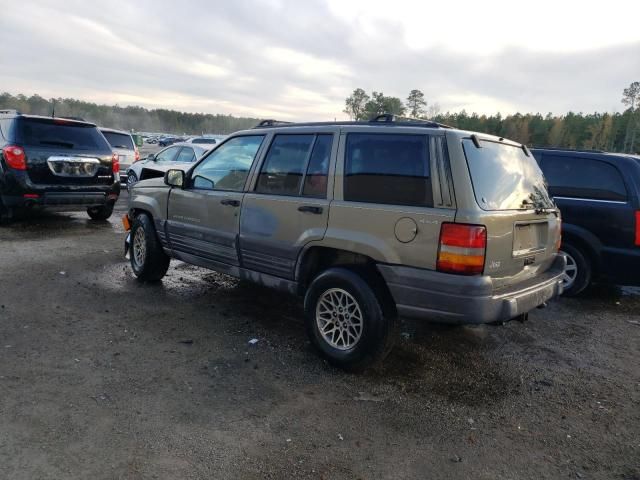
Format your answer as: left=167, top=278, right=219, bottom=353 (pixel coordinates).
left=0, top=195, right=639, bottom=480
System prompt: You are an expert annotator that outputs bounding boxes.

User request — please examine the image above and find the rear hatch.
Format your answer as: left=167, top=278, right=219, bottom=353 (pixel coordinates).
left=101, top=130, right=136, bottom=171
left=15, top=117, right=114, bottom=187
left=460, top=136, right=561, bottom=290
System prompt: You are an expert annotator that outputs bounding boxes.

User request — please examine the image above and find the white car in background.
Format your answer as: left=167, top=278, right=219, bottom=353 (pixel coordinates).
left=184, top=136, right=219, bottom=146
left=100, top=128, right=139, bottom=184
left=125, top=142, right=210, bottom=190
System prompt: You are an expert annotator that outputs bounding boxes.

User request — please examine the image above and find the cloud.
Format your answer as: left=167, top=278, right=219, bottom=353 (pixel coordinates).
left=0, top=0, right=638, bottom=120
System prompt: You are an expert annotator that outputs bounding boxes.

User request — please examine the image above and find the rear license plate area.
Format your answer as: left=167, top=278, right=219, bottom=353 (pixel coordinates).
left=513, top=222, right=548, bottom=256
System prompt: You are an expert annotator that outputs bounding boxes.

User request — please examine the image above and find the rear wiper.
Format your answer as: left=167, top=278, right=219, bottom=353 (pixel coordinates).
left=39, top=140, right=75, bottom=148
left=522, top=198, right=555, bottom=215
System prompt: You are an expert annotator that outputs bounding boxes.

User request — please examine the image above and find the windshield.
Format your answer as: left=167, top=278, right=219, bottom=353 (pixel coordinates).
left=463, top=138, right=554, bottom=211
left=102, top=131, right=135, bottom=150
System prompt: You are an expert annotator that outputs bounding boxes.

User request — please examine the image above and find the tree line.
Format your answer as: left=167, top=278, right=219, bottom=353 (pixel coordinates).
left=0, top=93, right=260, bottom=135
left=344, top=83, right=640, bottom=153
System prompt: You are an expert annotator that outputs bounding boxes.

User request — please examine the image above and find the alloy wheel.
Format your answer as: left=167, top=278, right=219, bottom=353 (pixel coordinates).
left=316, top=288, right=364, bottom=350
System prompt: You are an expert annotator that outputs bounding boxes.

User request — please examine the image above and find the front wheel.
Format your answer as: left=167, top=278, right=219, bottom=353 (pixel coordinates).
left=304, top=267, right=396, bottom=372
left=130, top=213, right=170, bottom=282
left=87, top=203, right=114, bottom=221
left=127, top=171, right=138, bottom=191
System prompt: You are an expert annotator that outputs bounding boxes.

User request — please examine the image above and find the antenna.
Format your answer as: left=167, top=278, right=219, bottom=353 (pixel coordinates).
left=51, top=99, right=56, bottom=118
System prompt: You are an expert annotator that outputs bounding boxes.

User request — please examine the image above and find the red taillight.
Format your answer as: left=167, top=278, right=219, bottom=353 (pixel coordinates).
left=134, top=149, right=140, bottom=162
left=2, top=145, right=26, bottom=170
left=635, top=211, right=640, bottom=247
left=437, top=223, right=487, bottom=275
left=112, top=152, right=120, bottom=174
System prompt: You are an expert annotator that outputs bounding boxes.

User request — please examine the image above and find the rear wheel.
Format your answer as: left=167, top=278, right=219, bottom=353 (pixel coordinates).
left=560, top=242, right=591, bottom=296
left=130, top=213, right=170, bottom=282
left=304, top=267, right=396, bottom=372
left=87, top=203, right=114, bottom=221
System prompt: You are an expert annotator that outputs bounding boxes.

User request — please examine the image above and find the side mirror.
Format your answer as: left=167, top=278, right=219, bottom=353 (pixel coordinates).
left=146, top=154, right=155, bottom=161
left=164, top=169, right=185, bottom=188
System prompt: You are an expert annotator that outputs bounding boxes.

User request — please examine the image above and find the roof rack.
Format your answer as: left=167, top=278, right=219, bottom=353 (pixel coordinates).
left=255, top=119, right=294, bottom=128
left=368, top=114, right=453, bottom=129
left=251, top=113, right=452, bottom=130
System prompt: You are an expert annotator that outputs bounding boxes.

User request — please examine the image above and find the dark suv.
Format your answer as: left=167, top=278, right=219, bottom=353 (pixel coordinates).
left=531, top=148, right=640, bottom=295
left=0, top=110, right=120, bottom=222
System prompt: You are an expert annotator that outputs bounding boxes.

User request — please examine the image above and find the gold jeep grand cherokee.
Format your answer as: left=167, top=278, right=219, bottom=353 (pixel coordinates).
left=124, top=115, right=565, bottom=371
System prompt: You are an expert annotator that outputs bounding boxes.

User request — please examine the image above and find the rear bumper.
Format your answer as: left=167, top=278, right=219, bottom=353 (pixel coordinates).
left=1, top=192, right=116, bottom=207
left=377, top=255, right=566, bottom=325
left=1, top=170, right=119, bottom=208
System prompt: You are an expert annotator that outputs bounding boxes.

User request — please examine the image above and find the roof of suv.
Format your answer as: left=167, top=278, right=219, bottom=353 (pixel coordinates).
left=0, top=110, right=96, bottom=127
left=531, top=147, right=640, bottom=165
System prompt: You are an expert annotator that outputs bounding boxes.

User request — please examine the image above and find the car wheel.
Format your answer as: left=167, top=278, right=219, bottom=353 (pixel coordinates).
left=127, top=171, right=138, bottom=191
left=304, top=267, right=396, bottom=372
left=87, top=203, right=114, bottom=221
left=130, top=213, right=170, bottom=282
left=560, top=243, right=592, bottom=296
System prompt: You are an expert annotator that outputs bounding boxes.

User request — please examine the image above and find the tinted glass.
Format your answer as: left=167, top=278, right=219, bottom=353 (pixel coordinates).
left=17, top=118, right=110, bottom=151
left=102, top=131, right=134, bottom=150
left=257, top=135, right=314, bottom=195
left=541, top=155, right=627, bottom=201
left=345, top=133, right=431, bottom=206
left=192, top=135, right=264, bottom=191
left=175, top=147, right=196, bottom=163
left=191, top=138, right=217, bottom=144
left=463, top=139, right=554, bottom=211
left=155, top=146, right=179, bottom=162
left=303, top=134, right=332, bottom=198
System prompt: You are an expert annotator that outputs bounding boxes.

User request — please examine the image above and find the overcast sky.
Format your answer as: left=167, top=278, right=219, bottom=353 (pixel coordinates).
left=1, top=0, right=639, bottom=120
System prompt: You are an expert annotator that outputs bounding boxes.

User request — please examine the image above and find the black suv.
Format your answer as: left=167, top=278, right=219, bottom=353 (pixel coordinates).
left=531, top=148, right=640, bottom=295
left=0, top=110, right=120, bottom=222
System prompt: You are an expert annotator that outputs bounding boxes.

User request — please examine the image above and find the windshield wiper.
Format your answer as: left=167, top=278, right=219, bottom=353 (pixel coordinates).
left=39, top=140, right=75, bottom=148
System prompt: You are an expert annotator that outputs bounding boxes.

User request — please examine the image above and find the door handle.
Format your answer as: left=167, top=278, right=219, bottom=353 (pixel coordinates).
left=298, top=205, right=323, bottom=214
left=220, top=199, right=240, bottom=207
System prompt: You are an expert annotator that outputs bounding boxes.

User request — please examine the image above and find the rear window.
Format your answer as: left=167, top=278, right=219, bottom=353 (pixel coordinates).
left=191, top=138, right=217, bottom=144
left=540, top=155, right=627, bottom=202
left=345, top=133, right=432, bottom=206
left=17, top=118, right=110, bottom=151
left=102, top=131, right=135, bottom=150
left=463, top=139, right=554, bottom=211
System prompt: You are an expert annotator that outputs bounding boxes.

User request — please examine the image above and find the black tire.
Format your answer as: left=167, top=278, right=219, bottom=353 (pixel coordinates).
left=127, top=171, right=138, bottom=192
left=87, top=203, right=114, bottom=221
left=304, top=267, right=396, bottom=372
left=130, top=213, right=170, bottom=282
left=560, top=242, right=592, bottom=296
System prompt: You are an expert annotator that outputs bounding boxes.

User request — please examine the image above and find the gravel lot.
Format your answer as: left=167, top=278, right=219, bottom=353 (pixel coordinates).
left=0, top=194, right=639, bottom=479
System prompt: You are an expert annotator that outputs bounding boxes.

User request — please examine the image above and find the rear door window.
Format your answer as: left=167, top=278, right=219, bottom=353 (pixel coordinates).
left=541, top=155, right=627, bottom=201
left=17, top=118, right=110, bottom=151
left=344, top=133, right=432, bottom=206
left=102, top=131, right=134, bottom=150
